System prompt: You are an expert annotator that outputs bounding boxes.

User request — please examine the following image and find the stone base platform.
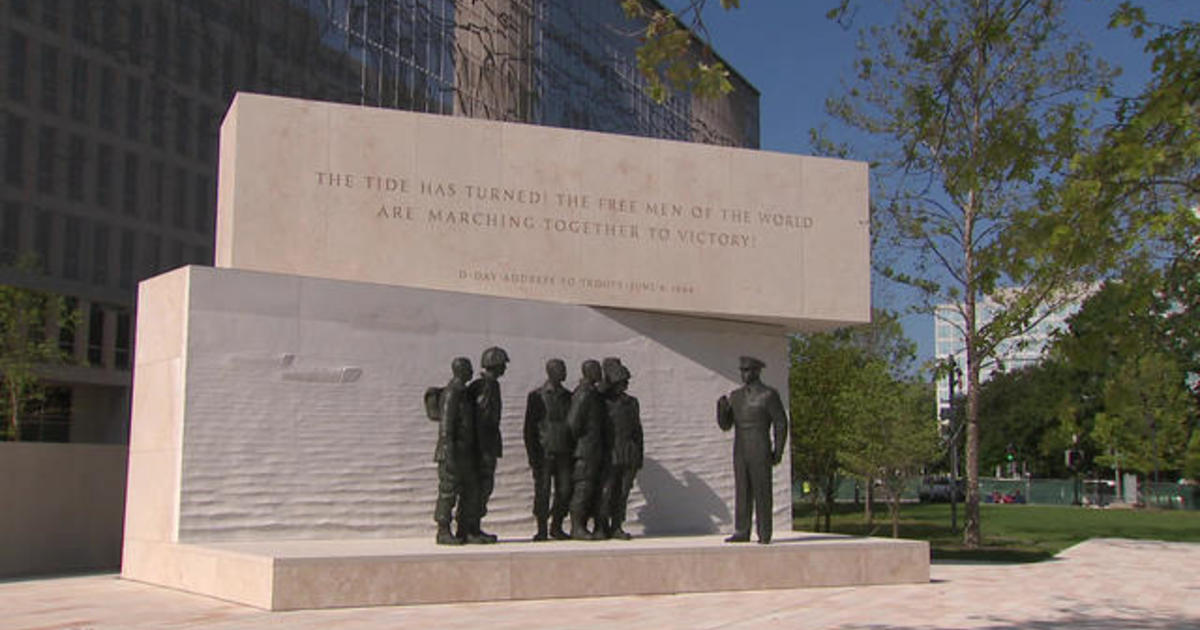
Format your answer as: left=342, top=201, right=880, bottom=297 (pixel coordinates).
left=121, top=534, right=929, bottom=611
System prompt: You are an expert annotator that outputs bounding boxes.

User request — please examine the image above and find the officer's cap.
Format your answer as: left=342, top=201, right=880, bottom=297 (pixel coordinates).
left=739, top=356, right=766, bottom=370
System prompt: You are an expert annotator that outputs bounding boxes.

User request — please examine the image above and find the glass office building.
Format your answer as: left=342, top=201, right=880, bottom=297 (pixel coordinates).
left=1, top=0, right=760, bottom=442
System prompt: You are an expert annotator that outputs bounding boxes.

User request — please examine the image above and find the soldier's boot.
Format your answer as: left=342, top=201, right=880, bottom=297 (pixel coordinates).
left=549, top=515, right=570, bottom=540
left=532, top=518, right=549, bottom=542
left=436, top=523, right=462, bottom=546
left=570, top=513, right=592, bottom=540
left=588, top=517, right=609, bottom=541
left=609, top=517, right=632, bottom=541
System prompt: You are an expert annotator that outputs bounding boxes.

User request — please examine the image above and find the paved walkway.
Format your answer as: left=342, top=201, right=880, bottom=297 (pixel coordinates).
left=3, top=538, right=1198, bottom=629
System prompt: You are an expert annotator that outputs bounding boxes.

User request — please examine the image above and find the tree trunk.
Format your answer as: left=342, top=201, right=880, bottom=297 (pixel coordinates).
left=891, top=491, right=901, bottom=538
left=864, top=480, right=874, bottom=526
left=8, top=385, right=19, bottom=442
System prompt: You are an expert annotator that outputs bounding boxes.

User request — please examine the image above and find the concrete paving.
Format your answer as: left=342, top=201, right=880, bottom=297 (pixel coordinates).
left=3, top=538, right=1197, bottom=629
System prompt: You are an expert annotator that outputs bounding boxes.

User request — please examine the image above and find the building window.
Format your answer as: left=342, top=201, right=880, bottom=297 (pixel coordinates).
left=42, top=0, right=59, bottom=31
left=72, top=0, right=90, bottom=43
left=141, top=232, right=160, bottom=278
left=173, top=166, right=187, bottom=228
left=198, top=33, right=214, bottom=92
left=100, top=0, right=117, bottom=55
left=174, top=97, right=190, bottom=157
left=95, top=144, right=113, bottom=209
left=123, top=153, right=139, bottom=216
left=98, top=66, right=116, bottom=130
left=125, top=77, right=141, bottom=140
left=194, top=174, right=210, bottom=233
left=33, top=208, right=52, bottom=274
left=87, top=303, right=104, bottom=365
left=1, top=202, right=20, bottom=264
left=150, top=87, right=165, bottom=146
left=153, top=7, right=168, bottom=76
left=196, top=106, right=214, bottom=162
left=92, top=224, right=109, bottom=286
left=118, top=228, right=134, bottom=289
left=22, top=386, right=72, bottom=442
left=128, top=3, right=143, bottom=66
left=115, top=310, right=131, bottom=370
left=67, top=134, right=85, bottom=201
left=58, top=296, right=77, bottom=356
left=9, top=30, right=27, bottom=102
left=36, top=126, right=56, bottom=195
left=5, top=114, right=25, bottom=186
left=62, top=215, right=81, bottom=280
left=40, top=44, right=58, bottom=113
left=170, top=238, right=184, bottom=269
left=70, top=55, right=88, bottom=122
left=222, top=44, right=235, bottom=101
left=175, top=18, right=192, bottom=85
left=149, top=160, right=164, bottom=223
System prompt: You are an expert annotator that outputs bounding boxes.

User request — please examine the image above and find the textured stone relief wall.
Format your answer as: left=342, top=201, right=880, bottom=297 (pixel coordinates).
left=172, top=266, right=790, bottom=542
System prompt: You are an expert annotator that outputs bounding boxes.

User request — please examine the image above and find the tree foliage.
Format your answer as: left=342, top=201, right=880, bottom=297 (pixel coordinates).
left=824, top=0, right=1114, bottom=547
left=0, top=257, right=76, bottom=441
left=621, top=0, right=738, bottom=102
left=835, top=365, right=937, bottom=538
left=975, top=361, right=1080, bottom=477
left=1093, top=351, right=1192, bottom=484
left=790, top=310, right=932, bottom=534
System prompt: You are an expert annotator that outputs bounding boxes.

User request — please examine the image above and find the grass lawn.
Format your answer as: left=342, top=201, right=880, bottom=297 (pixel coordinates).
left=794, top=502, right=1200, bottom=562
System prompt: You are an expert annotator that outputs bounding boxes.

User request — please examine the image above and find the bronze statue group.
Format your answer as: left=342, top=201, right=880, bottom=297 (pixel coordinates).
left=428, top=349, right=786, bottom=546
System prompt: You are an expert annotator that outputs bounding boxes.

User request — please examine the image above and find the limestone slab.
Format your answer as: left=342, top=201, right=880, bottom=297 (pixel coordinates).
left=215, top=93, right=869, bottom=329
left=128, top=534, right=929, bottom=610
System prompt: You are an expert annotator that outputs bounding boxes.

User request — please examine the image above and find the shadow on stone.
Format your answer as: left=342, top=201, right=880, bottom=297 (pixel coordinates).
left=637, top=457, right=731, bottom=535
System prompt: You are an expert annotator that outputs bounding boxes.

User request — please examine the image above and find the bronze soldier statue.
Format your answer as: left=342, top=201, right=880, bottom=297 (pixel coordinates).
left=524, top=358, right=574, bottom=541
left=567, top=359, right=607, bottom=540
left=597, top=358, right=643, bottom=540
left=432, top=357, right=479, bottom=545
left=717, top=356, right=788, bottom=544
left=468, top=346, right=509, bottom=544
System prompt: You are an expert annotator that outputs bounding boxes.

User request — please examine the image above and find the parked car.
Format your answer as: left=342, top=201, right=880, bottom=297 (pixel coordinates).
left=918, top=476, right=965, bottom=503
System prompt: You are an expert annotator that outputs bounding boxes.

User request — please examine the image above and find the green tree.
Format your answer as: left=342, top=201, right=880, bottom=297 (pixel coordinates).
left=1093, top=351, right=1192, bottom=490
left=836, top=364, right=937, bottom=538
left=0, top=258, right=76, bottom=441
left=790, top=310, right=918, bottom=531
left=824, top=0, right=1114, bottom=547
left=976, top=361, right=1080, bottom=477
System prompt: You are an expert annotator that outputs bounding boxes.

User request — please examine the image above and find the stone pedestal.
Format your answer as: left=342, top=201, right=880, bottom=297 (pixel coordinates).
left=123, top=534, right=929, bottom=611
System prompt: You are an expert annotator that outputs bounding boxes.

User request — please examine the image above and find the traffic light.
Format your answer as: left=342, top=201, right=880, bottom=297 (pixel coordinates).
left=1005, top=443, right=1015, bottom=462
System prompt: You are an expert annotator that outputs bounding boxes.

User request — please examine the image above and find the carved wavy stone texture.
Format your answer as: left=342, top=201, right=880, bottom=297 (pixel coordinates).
left=171, top=267, right=790, bottom=542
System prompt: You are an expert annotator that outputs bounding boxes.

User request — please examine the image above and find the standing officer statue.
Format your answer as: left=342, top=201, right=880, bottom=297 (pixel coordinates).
left=567, top=359, right=607, bottom=540
left=523, top=358, right=574, bottom=541
left=597, top=358, right=643, bottom=540
left=468, top=346, right=509, bottom=543
left=431, top=357, right=479, bottom=545
left=717, top=356, right=788, bottom=544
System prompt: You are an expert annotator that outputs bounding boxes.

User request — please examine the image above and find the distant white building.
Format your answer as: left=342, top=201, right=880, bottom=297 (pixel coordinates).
left=934, top=290, right=1087, bottom=428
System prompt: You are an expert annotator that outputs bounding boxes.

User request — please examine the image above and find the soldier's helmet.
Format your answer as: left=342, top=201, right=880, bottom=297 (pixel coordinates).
left=481, top=346, right=510, bottom=369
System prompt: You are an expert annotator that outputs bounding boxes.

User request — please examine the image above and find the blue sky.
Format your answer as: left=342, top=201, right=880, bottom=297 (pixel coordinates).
left=672, top=1, right=1200, bottom=365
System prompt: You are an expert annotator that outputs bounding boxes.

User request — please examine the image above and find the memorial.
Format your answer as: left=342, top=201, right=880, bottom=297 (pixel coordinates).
left=121, top=94, right=927, bottom=610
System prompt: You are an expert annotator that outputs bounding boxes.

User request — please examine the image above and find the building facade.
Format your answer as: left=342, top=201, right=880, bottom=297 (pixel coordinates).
left=1, top=0, right=760, bottom=443
left=934, top=294, right=1085, bottom=429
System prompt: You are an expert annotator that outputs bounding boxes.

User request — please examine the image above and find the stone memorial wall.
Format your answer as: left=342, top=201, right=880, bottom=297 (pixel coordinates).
left=216, top=94, right=869, bottom=328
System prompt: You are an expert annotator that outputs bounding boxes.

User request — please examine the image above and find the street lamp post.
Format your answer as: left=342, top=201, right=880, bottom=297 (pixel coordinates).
left=941, top=357, right=963, bottom=534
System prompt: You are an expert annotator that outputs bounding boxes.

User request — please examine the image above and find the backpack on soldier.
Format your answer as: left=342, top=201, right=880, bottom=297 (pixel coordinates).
left=424, top=387, right=443, bottom=421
